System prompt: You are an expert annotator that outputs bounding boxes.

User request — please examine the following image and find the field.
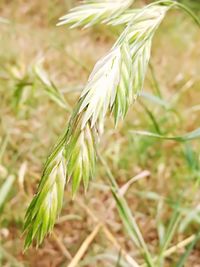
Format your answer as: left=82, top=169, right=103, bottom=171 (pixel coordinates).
left=0, top=0, right=200, bottom=266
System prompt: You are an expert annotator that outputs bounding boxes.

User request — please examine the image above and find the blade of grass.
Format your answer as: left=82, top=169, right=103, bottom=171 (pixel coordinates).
left=0, top=135, right=8, bottom=164
left=141, top=92, right=169, bottom=109
left=175, top=231, right=200, bottom=267
left=149, top=62, right=162, bottom=98
left=34, top=63, right=71, bottom=111
left=160, top=211, right=181, bottom=253
left=68, top=223, right=102, bottom=267
left=141, top=234, right=197, bottom=267
left=171, top=79, right=195, bottom=104
left=139, top=100, right=162, bottom=134
left=103, top=226, right=140, bottom=267
left=116, top=251, right=122, bottom=267
left=178, top=204, right=200, bottom=233
left=130, top=127, right=200, bottom=142
left=52, top=231, right=72, bottom=260
left=176, top=2, right=200, bottom=27
left=158, top=210, right=181, bottom=264
left=119, top=170, right=150, bottom=197
left=0, top=175, right=15, bottom=210
left=112, top=190, right=154, bottom=267
left=162, top=235, right=196, bottom=258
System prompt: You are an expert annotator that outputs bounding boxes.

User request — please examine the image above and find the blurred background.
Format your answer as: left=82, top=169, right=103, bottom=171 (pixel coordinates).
left=0, top=0, right=200, bottom=266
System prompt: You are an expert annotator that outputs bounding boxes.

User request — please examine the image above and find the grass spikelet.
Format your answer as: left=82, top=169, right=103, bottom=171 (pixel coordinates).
left=66, top=117, right=96, bottom=195
left=57, top=0, right=134, bottom=28
left=113, top=41, right=133, bottom=124
left=79, top=46, right=122, bottom=129
left=24, top=147, right=66, bottom=249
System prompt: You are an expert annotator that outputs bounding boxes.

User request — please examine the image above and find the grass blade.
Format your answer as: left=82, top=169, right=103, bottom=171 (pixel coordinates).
left=141, top=92, right=170, bottom=109
left=139, top=100, right=162, bottom=134
left=149, top=63, right=162, bottom=98
left=0, top=175, right=15, bottom=210
left=175, top=231, right=200, bottom=267
left=176, top=2, right=200, bottom=27
left=159, top=210, right=181, bottom=260
left=131, top=127, right=200, bottom=142
left=0, top=135, right=8, bottom=164
left=34, top=63, right=71, bottom=111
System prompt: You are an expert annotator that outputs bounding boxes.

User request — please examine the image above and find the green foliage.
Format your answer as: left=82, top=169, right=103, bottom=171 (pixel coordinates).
left=131, top=127, right=200, bottom=142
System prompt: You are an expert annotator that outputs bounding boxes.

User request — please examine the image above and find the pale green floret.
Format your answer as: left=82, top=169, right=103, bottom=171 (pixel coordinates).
left=113, top=41, right=133, bottom=124
left=66, top=120, right=96, bottom=195
left=57, top=0, right=134, bottom=28
left=79, top=47, right=122, bottom=129
left=24, top=149, right=66, bottom=249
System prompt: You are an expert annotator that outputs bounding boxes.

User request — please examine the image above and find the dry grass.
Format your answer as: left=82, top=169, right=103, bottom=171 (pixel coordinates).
left=0, top=0, right=200, bottom=266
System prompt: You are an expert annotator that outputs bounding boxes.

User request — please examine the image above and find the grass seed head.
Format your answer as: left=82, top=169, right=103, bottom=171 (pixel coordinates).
left=24, top=0, right=175, bottom=249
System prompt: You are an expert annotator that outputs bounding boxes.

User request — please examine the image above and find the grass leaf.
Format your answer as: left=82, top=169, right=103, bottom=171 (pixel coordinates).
left=175, top=232, right=200, bottom=267
left=131, top=128, right=200, bottom=142
left=112, top=189, right=155, bottom=267
left=34, top=62, right=71, bottom=111
left=159, top=211, right=181, bottom=257
left=0, top=175, right=15, bottom=210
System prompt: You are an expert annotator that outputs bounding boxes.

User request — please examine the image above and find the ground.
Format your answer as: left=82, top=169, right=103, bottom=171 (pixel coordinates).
left=0, top=0, right=200, bottom=266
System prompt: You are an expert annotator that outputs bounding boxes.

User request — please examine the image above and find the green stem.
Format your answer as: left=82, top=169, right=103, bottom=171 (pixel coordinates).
left=149, top=63, right=162, bottom=99
left=175, top=2, right=200, bottom=27
left=139, top=100, right=162, bottom=134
